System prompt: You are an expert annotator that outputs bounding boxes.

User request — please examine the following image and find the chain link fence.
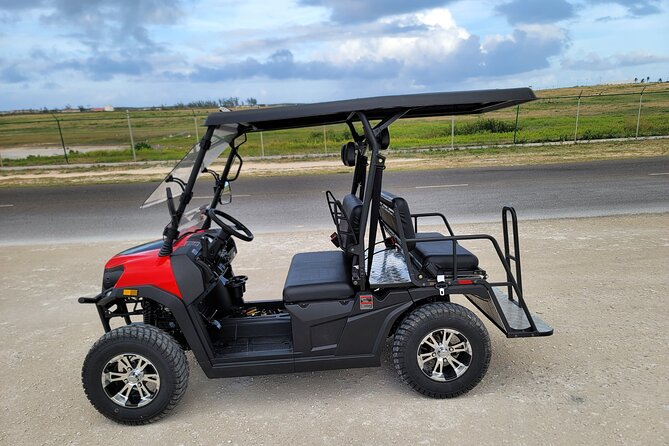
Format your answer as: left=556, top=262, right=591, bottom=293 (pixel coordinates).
left=0, top=88, right=667, bottom=166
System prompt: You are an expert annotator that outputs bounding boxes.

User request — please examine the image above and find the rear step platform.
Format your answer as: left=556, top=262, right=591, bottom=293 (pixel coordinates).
left=466, top=287, right=553, bottom=338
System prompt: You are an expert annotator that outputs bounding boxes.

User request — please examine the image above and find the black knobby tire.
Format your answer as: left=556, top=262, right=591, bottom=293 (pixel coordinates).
left=82, top=324, right=189, bottom=425
left=392, top=302, right=491, bottom=398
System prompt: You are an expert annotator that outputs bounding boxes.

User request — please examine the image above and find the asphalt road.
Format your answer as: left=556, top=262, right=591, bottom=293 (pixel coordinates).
left=1, top=157, right=668, bottom=244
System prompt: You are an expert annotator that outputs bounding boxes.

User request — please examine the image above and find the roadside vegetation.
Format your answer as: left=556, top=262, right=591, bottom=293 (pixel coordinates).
left=0, top=82, right=667, bottom=167
left=1, top=138, right=666, bottom=188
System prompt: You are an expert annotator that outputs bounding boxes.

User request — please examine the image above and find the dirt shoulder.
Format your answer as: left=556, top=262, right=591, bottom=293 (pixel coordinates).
left=1, top=138, right=667, bottom=187
left=1, top=214, right=667, bottom=445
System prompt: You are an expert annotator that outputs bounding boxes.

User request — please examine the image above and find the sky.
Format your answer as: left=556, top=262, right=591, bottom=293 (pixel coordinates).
left=0, top=0, right=667, bottom=109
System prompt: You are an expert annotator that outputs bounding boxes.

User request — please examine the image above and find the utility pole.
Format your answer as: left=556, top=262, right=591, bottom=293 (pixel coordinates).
left=126, top=110, right=136, bottom=162
left=51, top=113, right=68, bottom=164
left=635, top=86, right=647, bottom=139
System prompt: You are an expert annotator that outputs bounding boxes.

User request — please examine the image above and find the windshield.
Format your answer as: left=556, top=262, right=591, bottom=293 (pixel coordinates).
left=141, top=126, right=238, bottom=208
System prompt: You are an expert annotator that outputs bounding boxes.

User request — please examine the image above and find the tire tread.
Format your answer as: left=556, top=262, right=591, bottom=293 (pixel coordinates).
left=392, top=302, right=491, bottom=398
left=81, top=324, right=189, bottom=425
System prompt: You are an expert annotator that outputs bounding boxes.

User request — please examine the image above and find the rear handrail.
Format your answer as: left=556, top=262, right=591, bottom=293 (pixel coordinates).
left=411, top=212, right=455, bottom=236
left=502, top=206, right=523, bottom=300
left=404, top=231, right=537, bottom=333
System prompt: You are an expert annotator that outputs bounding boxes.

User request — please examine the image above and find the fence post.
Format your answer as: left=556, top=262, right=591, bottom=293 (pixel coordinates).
left=513, top=105, right=520, bottom=144
left=451, top=116, right=455, bottom=149
left=635, top=86, right=646, bottom=139
left=260, top=132, right=265, bottom=157
left=50, top=113, right=69, bottom=164
left=191, top=109, right=199, bottom=141
left=574, top=89, right=583, bottom=143
left=323, top=125, right=328, bottom=155
left=126, top=110, right=136, bottom=162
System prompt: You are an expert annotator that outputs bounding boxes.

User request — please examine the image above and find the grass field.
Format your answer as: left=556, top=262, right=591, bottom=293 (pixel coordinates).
left=1, top=82, right=667, bottom=166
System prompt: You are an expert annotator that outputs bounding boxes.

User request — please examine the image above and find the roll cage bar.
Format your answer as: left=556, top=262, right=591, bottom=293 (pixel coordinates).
left=158, top=88, right=537, bottom=289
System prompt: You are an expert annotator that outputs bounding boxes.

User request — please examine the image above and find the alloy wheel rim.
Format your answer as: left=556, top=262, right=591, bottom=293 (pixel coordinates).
left=101, top=353, right=161, bottom=408
left=416, top=328, right=472, bottom=382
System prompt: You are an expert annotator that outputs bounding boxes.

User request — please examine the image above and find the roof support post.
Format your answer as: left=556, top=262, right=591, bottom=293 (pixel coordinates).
left=353, top=112, right=382, bottom=289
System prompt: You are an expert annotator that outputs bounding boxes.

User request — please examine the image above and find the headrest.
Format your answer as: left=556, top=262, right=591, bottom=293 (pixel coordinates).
left=341, top=141, right=357, bottom=166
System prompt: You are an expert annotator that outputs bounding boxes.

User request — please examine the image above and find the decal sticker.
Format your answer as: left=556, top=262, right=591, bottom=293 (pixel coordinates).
left=359, top=294, right=373, bottom=310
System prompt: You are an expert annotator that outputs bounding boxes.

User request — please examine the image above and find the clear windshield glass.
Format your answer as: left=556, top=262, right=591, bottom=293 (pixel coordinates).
left=141, top=126, right=238, bottom=208
left=178, top=204, right=208, bottom=232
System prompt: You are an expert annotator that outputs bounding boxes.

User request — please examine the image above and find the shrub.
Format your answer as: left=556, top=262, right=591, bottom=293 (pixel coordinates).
left=134, top=141, right=153, bottom=151
left=456, top=118, right=515, bottom=135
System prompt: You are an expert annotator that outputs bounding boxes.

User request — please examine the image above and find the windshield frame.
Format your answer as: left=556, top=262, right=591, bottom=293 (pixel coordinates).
left=154, top=124, right=242, bottom=256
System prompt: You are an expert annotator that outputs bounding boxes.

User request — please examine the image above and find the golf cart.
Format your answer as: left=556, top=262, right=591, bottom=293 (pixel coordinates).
left=79, top=88, right=553, bottom=424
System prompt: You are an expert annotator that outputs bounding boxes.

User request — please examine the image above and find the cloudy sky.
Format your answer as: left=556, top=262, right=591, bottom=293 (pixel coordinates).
left=1, top=0, right=667, bottom=109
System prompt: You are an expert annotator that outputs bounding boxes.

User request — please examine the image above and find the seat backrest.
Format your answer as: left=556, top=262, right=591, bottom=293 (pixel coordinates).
left=380, top=191, right=417, bottom=250
left=340, top=193, right=362, bottom=254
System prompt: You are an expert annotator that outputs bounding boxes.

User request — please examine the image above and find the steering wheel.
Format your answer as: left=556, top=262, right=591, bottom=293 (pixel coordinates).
left=207, top=209, right=254, bottom=242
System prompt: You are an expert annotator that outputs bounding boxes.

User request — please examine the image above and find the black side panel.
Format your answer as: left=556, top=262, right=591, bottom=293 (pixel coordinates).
left=171, top=253, right=206, bottom=304
left=286, top=299, right=354, bottom=355
left=335, top=290, right=413, bottom=356
left=207, top=358, right=295, bottom=378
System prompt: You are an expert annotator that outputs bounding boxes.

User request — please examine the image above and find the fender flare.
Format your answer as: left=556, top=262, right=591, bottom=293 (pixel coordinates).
left=99, top=285, right=213, bottom=369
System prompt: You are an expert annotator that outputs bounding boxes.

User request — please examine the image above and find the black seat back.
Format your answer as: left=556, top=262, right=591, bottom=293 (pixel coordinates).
left=380, top=191, right=417, bottom=250
left=339, top=193, right=362, bottom=255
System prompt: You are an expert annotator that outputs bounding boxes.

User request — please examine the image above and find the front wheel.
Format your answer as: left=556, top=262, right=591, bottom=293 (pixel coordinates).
left=81, top=325, right=189, bottom=424
left=392, top=302, right=491, bottom=398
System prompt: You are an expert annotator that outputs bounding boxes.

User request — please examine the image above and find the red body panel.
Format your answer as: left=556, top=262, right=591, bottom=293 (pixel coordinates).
left=105, top=235, right=197, bottom=299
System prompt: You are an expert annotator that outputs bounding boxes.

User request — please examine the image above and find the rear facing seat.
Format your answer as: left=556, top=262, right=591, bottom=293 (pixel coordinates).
left=379, top=191, right=479, bottom=274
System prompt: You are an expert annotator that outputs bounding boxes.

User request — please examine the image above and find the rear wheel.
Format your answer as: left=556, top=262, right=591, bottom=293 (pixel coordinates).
left=392, top=302, right=490, bottom=398
left=82, top=325, right=189, bottom=424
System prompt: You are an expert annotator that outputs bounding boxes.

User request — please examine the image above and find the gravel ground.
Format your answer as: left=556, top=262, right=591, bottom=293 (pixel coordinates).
left=1, top=214, right=667, bottom=445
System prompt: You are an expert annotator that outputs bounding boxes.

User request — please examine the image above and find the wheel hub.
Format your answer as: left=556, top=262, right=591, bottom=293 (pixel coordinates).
left=101, top=353, right=161, bottom=408
left=435, top=346, right=450, bottom=359
left=127, top=369, right=143, bottom=384
left=416, top=328, right=473, bottom=382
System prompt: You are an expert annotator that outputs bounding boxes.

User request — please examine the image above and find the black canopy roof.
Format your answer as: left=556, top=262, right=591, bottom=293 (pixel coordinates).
left=204, top=87, right=536, bottom=131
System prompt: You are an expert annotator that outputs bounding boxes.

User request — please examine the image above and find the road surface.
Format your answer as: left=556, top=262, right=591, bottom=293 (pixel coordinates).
left=0, top=157, right=667, bottom=243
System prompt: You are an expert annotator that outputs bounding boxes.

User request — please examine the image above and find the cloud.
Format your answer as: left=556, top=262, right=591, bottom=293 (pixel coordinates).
left=0, top=0, right=184, bottom=52
left=0, top=64, right=29, bottom=83
left=190, top=49, right=402, bottom=81
left=0, top=0, right=188, bottom=82
left=190, top=10, right=568, bottom=87
left=562, top=51, right=669, bottom=70
left=299, top=0, right=452, bottom=23
left=53, top=56, right=151, bottom=80
left=496, top=0, right=575, bottom=25
left=586, top=0, right=662, bottom=17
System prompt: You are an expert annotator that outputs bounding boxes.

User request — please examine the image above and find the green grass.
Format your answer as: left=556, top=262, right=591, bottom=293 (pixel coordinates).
left=1, top=83, right=668, bottom=166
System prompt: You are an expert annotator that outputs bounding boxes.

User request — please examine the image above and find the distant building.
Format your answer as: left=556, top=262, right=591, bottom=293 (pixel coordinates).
left=91, top=105, right=115, bottom=112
